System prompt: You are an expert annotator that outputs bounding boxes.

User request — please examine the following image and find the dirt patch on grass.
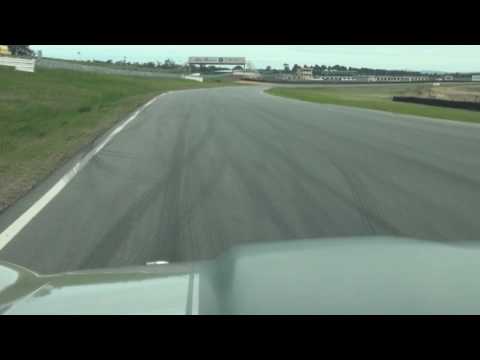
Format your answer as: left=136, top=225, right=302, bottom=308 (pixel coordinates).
left=407, top=85, right=480, bottom=103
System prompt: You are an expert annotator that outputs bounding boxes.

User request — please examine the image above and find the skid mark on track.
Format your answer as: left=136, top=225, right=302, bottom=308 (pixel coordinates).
left=214, top=119, right=297, bottom=241
left=78, top=106, right=195, bottom=268
left=77, top=99, right=226, bottom=269
left=222, top=103, right=407, bottom=237
left=77, top=112, right=190, bottom=269
left=328, top=162, right=379, bottom=235
left=250, top=103, right=478, bottom=239
left=244, top=98, right=480, bottom=191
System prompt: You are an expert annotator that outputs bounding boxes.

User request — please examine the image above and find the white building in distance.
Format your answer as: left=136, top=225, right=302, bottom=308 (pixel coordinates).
left=296, top=67, right=314, bottom=80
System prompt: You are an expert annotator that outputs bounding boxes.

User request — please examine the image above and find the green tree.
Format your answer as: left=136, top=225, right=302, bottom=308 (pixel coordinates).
left=7, top=45, right=34, bottom=57
left=162, top=59, right=176, bottom=69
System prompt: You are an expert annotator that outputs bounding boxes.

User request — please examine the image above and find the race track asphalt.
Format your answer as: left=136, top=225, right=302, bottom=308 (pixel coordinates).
left=2, top=85, right=480, bottom=274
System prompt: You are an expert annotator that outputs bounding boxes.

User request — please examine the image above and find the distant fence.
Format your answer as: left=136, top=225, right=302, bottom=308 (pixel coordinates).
left=245, top=78, right=472, bottom=85
left=37, top=59, right=182, bottom=78
left=0, top=56, right=36, bottom=72
left=393, top=96, right=480, bottom=111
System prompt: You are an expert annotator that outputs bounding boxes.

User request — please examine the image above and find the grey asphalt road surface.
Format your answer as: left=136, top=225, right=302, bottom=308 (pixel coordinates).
left=2, top=86, right=480, bottom=274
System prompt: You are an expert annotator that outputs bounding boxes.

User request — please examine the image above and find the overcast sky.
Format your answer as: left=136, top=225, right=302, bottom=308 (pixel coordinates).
left=31, top=45, right=480, bottom=72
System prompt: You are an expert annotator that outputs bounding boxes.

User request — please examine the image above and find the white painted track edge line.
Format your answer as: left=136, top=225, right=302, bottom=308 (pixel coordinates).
left=192, top=272, right=200, bottom=315
left=0, top=94, right=165, bottom=251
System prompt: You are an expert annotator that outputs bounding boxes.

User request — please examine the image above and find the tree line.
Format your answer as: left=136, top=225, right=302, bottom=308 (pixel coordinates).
left=59, top=56, right=233, bottom=73
left=7, top=45, right=34, bottom=57
left=91, top=58, right=185, bottom=70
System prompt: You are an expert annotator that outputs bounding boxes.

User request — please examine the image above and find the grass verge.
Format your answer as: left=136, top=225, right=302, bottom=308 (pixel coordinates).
left=266, top=84, right=480, bottom=124
left=0, top=67, right=236, bottom=211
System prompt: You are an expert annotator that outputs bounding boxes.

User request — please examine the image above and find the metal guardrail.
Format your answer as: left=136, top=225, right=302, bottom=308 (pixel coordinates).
left=0, top=56, right=36, bottom=72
